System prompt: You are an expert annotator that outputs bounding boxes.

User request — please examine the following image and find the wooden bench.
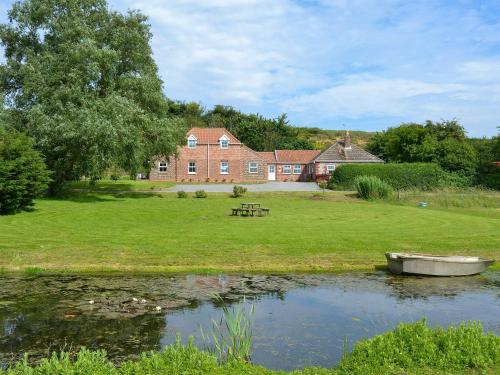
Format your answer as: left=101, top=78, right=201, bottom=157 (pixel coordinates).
left=231, top=207, right=270, bottom=217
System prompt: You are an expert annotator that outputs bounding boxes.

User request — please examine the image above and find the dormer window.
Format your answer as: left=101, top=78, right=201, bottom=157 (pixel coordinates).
left=219, top=134, right=230, bottom=149
left=187, top=134, right=197, bottom=149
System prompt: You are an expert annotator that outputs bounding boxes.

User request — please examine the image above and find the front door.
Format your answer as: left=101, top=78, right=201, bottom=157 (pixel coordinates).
left=268, top=164, right=276, bottom=181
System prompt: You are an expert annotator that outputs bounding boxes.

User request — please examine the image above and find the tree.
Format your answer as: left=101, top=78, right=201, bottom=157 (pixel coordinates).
left=367, top=120, right=479, bottom=178
left=0, top=0, right=186, bottom=193
left=0, top=124, right=50, bottom=214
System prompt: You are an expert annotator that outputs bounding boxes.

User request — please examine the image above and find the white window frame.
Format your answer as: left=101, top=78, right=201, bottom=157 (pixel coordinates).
left=220, top=160, right=229, bottom=174
left=249, top=162, right=258, bottom=174
left=220, top=139, right=229, bottom=149
left=158, top=161, right=168, bottom=172
left=188, top=161, right=196, bottom=174
left=293, top=164, right=302, bottom=174
left=187, top=135, right=197, bottom=149
left=283, top=164, right=291, bottom=174
left=327, top=164, right=335, bottom=174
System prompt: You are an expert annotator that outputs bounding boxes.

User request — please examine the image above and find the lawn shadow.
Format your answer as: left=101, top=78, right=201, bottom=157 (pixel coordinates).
left=46, top=191, right=159, bottom=203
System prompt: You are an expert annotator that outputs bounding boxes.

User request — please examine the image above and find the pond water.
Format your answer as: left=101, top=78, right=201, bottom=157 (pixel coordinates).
left=0, top=272, right=499, bottom=370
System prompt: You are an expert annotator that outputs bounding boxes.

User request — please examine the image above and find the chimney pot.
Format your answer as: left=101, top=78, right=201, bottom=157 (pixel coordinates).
left=344, top=130, right=352, bottom=149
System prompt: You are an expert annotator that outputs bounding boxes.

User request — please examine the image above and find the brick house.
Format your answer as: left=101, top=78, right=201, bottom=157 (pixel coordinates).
left=149, top=128, right=383, bottom=182
left=149, top=128, right=267, bottom=182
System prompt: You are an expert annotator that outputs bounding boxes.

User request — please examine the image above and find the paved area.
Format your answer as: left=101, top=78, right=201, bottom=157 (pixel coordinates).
left=166, top=182, right=319, bottom=193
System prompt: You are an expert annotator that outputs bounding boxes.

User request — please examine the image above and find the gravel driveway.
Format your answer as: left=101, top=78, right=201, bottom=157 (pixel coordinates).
left=166, top=182, right=319, bottom=192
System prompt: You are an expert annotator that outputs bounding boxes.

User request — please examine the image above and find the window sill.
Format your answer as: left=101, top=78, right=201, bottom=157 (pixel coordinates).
left=188, top=172, right=196, bottom=175
left=220, top=172, right=229, bottom=175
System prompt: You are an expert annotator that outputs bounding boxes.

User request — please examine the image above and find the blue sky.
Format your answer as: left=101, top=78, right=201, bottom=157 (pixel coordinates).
left=1, top=0, right=500, bottom=136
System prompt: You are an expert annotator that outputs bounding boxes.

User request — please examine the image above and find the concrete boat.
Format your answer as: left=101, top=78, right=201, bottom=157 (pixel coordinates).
left=385, top=253, right=495, bottom=276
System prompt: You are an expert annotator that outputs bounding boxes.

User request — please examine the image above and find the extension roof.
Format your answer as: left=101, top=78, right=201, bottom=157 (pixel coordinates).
left=313, top=141, right=384, bottom=163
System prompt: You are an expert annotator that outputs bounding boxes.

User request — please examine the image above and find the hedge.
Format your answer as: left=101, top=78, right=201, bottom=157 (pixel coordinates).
left=328, top=163, right=467, bottom=191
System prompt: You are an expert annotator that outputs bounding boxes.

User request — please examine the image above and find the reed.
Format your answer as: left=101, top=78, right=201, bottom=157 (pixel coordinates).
left=200, top=295, right=254, bottom=363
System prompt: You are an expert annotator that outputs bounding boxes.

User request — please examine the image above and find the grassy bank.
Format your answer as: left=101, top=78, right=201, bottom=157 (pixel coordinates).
left=2, top=321, right=499, bottom=374
left=0, top=190, right=499, bottom=274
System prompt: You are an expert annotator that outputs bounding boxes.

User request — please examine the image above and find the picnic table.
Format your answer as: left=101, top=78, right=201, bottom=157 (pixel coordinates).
left=231, top=203, right=270, bottom=217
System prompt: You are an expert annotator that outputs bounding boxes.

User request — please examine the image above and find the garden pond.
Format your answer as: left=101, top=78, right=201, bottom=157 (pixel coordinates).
left=0, top=271, right=499, bottom=370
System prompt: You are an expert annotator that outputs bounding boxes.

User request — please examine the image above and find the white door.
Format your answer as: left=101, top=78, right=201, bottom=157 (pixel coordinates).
left=268, top=164, right=276, bottom=181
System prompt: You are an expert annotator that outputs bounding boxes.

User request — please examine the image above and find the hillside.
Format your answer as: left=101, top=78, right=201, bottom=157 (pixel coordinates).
left=296, top=127, right=376, bottom=150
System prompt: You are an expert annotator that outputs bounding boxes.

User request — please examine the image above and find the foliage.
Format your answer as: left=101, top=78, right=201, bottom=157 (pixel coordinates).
left=354, top=176, right=393, bottom=200
left=317, top=181, right=328, bottom=193
left=0, top=125, right=50, bottom=214
left=367, top=120, right=479, bottom=178
left=2, top=321, right=499, bottom=374
left=329, top=163, right=465, bottom=191
left=335, top=320, right=500, bottom=375
left=476, top=170, right=500, bottom=190
left=195, top=190, right=207, bottom=198
left=296, top=127, right=375, bottom=150
left=231, top=185, right=247, bottom=198
left=109, top=173, right=120, bottom=182
left=167, top=102, right=313, bottom=152
left=177, top=191, right=188, bottom=198
left=201, top=295, right=254, bottom=363
left=0, top=0, right=186, bottom=193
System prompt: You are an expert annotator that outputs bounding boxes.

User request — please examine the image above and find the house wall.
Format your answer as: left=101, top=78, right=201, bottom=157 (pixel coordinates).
left=149, top=144, right=266, bottom=182
left=275, top=163, right=313, bottom=182
left=149, top=157, right=176, bottom=180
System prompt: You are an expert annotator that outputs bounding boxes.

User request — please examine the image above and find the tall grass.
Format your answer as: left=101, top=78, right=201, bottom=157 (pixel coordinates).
left=391, top=187, right=500, bottom=209
left=354, top=175, right=393, bottom=200
left=200, top=295, right=254, bottom=363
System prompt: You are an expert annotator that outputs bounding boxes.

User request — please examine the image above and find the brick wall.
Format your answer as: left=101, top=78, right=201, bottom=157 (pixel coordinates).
left=149, top=157, right=176, bottom=180
left=275, top=163, right=313, bottom=182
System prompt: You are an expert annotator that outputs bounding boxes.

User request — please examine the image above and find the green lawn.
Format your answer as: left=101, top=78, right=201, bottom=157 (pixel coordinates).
left=0, top=191, right=499, bottom=273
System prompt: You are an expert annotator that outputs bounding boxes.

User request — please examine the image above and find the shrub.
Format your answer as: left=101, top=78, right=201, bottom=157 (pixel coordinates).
left=0, top=126, right=51, bottom=214
left=110, top=173, right=120, bottom=181
left=329, top=163, right=464, bottom=191
left=177, top=191, right=188, bottom=198
left=335, top=320, right=500, bottom=375
left=354, top=175, right=393, bottom=200
left=195, top=190, right=207, bottom=198
left=231, top=185, right=247, bottom=198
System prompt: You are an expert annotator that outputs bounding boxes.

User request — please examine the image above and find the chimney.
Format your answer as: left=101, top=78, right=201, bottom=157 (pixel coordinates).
left=344, top=130, right=352, bottom=149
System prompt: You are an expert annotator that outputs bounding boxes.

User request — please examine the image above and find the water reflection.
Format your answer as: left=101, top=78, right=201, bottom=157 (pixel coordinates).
left=0, top=272, right=499, bottom=370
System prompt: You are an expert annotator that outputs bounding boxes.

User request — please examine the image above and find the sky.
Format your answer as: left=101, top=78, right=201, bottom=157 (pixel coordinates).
left=1, top=0, right=500, bottom=136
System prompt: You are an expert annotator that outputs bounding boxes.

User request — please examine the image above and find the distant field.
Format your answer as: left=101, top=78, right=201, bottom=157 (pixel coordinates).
left=0, top=190, right=498, bottom=274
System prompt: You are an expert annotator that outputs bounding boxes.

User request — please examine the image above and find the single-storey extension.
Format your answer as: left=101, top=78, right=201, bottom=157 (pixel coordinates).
left=149, top=127, right=383, bottom=182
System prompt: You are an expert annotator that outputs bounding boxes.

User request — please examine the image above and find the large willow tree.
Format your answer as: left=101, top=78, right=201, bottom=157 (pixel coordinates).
left=0, top=0, right=186, bottom=192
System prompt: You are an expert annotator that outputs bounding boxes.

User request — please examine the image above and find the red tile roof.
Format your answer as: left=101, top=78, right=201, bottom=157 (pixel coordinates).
left=275, top=150, right=321, bottom=164
left=187, top=128, right=241, bottom=144
left=257, top=152, right=276, bottom=163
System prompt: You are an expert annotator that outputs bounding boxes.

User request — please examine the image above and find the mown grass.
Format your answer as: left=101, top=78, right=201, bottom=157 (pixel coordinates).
left=2, top=321, right=499, bottom=374
left=0, top=190, right=498, bottom=274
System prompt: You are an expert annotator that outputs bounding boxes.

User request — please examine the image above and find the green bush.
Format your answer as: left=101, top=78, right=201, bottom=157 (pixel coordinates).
left=177, top=191, right=188, bottom=198
left=475, top=170, right=500, bottom=190
left=2, top=321, right=498, bottom=374
left=195, top=190, right=208, bottom=198
left=329, top=163, right=466, bottom=191
left=110, top=173, right=120, bottom=181
left=335, top=320, right=500, bottom=375
left=354, top=175, right=393, bottom=200
left=231, top=185, right=247, bottom=198
left=0, top=126, right=51, bottom=214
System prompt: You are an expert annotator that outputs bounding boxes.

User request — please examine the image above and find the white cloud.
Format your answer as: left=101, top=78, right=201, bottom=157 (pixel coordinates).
left=1, top=0, right=500, bottom=135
